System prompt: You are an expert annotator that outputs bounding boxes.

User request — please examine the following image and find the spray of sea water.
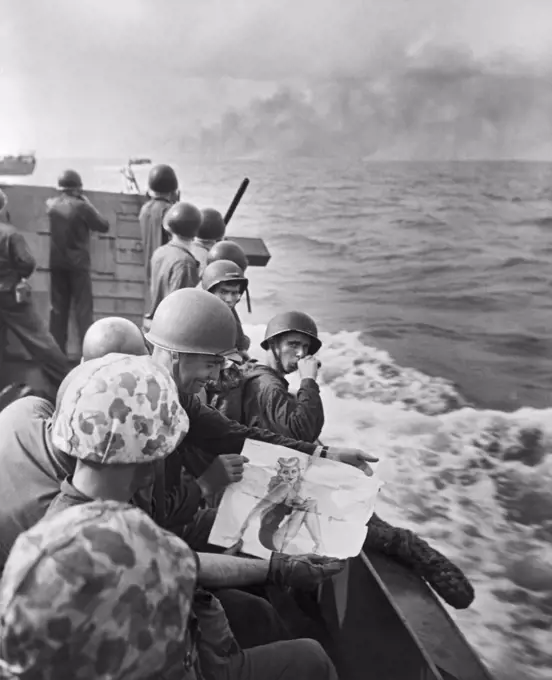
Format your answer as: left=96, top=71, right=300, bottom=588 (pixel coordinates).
left=242, top=323, right=552, bottom=680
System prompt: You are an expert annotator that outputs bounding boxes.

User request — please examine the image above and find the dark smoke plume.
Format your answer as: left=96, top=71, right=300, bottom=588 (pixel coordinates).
left=180, top=46, right=552, bottom=161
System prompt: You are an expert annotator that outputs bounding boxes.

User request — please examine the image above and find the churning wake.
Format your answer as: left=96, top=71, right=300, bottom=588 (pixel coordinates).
left=244, top=322, right=552, bottom=680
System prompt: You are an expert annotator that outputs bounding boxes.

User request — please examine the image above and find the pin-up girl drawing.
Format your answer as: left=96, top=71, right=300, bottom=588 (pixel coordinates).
left=233, top=456, right=324, bottom=554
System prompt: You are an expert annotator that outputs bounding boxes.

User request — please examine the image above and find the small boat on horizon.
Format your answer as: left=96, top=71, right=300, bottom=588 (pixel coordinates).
left=0, top=152, right=37, bottom=177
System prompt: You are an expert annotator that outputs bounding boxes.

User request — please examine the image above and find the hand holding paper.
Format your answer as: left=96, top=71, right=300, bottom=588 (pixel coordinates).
left=209, top=439, right=382, bottom=560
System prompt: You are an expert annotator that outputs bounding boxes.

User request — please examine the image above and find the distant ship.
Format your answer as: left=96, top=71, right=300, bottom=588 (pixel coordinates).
left=0, top=153, right=37, bottom=176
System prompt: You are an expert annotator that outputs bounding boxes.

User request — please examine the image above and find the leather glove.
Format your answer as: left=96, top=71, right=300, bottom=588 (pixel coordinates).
left=267, top=553, right=346, bottom=590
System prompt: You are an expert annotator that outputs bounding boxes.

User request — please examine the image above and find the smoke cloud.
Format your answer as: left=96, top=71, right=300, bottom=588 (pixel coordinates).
left=183, top=45, right=552, bottom=160
left=2, top=0, right=552, bottom=159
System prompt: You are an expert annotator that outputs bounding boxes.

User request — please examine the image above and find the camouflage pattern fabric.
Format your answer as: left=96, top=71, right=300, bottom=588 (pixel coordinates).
left=51, top=353, right=189, bottom=464
left=0, top=500, right=198, bottom=679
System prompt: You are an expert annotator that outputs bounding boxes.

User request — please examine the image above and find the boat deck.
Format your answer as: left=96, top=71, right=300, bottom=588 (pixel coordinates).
left=320, top=551, right=494, bottom=680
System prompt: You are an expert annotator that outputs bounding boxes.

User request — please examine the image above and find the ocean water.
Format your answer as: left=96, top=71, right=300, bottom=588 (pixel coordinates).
left=9, top=157, right=552, bottom=679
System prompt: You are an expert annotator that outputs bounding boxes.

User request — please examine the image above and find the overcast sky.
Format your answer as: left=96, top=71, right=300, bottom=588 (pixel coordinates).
left=2, top=0, right=552, bottom=157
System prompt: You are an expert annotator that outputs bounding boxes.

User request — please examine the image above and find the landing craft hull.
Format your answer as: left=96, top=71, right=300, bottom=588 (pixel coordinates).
left=320, top=551, right=495, bottom=680
left=0, top=182, right=494, bottom=680
left=0, top=155, right=37, bottom=176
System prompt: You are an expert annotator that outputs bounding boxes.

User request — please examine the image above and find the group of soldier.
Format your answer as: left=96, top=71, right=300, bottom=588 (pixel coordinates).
left=0, top=165, right=474, bottom=679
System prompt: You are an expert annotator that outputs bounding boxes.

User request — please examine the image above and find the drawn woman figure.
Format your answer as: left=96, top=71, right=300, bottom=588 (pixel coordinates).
left=234, top=456, right=324, bottom=554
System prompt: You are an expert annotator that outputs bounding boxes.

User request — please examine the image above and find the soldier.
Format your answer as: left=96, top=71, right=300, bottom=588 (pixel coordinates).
left=206, top=239, right=249, bottom=272
left=201, top=259, right=251, bottom=361
left=0, top=500, right=198, bottom=679
left=0, top=188, right=69, bottom=392
left=47, top=169, right=110, bottom=354
left=46, top=352, right=189, bottom=515
left=139, top=164, right=179, bottom=298
left=0, top=320, right=150, bottom=571
left=190, top=207, right=226, bottom=275
left=144, top=202, right=202, bottom=327
left=241, top=311, right=324, bottom=442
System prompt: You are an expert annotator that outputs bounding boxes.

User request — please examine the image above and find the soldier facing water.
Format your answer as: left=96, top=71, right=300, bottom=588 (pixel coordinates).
left=139, top=163, right=179, bottom=294
left=46, top=169, right=110, bottom=354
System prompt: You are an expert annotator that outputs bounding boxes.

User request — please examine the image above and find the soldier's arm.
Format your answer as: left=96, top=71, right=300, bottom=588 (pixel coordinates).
left=80, top=200, right=110, bottom=234
left=9, top=232, right=36, bottom=277
left=181, top=393, right=317, bottom=455
left=255, top=372, right=325, bottom=442
left=197, top=552, right=269, bottom=587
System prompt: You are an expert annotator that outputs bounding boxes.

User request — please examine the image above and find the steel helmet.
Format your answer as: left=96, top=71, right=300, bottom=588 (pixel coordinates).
left=163, top=202, right=202, bottom=239
left=52, top=353, right=189, bottom=465
left=261, top=311, right=322, bottom=354
left=147, top=164, right=178, bottom=194
left=198, top=208, right=226, bottom=241
left=145, top=288, right=237, bottom=356
left=57, top=169, right=83, bottom=190
left=201, top=259, right=248, bottom=294
left=207, top=240, right=248, bottom=272
left=82, top=317, right=148, bottom=361
left=0, top=501, right=197, bottom=680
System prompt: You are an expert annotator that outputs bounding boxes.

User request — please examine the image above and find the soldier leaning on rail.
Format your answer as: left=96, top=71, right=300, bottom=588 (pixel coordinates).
left=0, top=188, right=69, bottom=392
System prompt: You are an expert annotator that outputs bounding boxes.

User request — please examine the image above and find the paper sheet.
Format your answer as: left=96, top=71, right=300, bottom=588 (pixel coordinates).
left=208, top=439, right=382, bottom=559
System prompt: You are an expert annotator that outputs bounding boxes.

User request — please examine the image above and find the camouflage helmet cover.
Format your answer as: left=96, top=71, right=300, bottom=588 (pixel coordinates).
left=52, top=353, right=189, bottom=465
left=0, top=500, right=198, bottom=680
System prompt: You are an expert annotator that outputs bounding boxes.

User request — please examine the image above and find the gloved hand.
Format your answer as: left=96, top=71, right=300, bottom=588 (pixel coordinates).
left=267, top=552, right=346, bottom=590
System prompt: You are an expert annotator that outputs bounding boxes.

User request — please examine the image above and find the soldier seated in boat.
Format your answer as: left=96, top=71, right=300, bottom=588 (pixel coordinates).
left=201, top=259, right=251, bottom=362
left=0, top=500, right=199, bottom=679
left=143, top=201, right=202, bottom=331
left=139, top=163, right=179, bottom=290
left=203, top=311, right=323, bottom=443
left=0, top=188, right=69, bottom=395
left=0, top=316, right=150, bottom=571
left=46, top=169, right=110, bottom=355
left=41, top=353, right=341, bottom=680
left=205, top=239, right=251, bottom=358
left=243, top=312, right=324, bottom=442
left=191, top=207, right=227, bottom=275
